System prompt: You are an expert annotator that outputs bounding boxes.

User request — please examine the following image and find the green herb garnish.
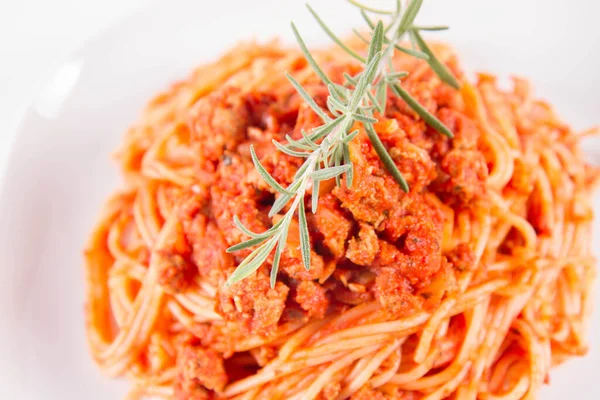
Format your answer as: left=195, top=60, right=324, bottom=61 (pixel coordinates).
left=227, top=0, right=460, bottom=287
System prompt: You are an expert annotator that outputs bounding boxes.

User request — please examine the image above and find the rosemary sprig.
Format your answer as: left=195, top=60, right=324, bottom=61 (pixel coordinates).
left=227, top=52, right=382, bottom=286
left=226, top=0, right=460, bottom=287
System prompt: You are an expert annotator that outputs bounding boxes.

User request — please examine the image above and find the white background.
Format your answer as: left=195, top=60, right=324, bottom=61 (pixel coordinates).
left=0, top=0, right=153, bottom=176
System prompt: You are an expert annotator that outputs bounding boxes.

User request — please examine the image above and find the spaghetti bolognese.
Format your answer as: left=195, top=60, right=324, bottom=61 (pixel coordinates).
left=84, top=19, right=599, bottom=400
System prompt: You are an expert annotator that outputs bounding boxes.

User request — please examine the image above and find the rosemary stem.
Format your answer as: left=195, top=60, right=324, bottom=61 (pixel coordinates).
left=377, top=16, right=402, bottom=77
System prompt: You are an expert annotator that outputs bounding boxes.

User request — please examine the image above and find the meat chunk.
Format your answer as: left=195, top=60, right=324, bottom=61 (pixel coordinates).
left=375, top=267, right=422, bottom=318
left=381, top=193, right=445, bottom=243
left=185, top=216, right=233, bottom=282
left=334, top=131, right=437, bottom=228
left=295, top=281, right=329, bottom=319
left=281, top=250, right=326, bottom=281
left=190, top=87, right=275, bottom=165
left=334, top=138, right=446, bottom=316
left=190, top=87, right=251, bottom=164
left=346, top=222, right=379, bottom=266
left=177, top=188, right=233, bottom=285
left=174, top=345, right=227, bottom=399
left=387, top=136, right=437, bottom=193
left=369, top=205, right=445, bottom=316
left=210, top=154, right=271, bottom=249
left=396, top=219, right=444, bottom=286
left=370, top=117, right=438, bottom=193
left=217, top=269, right=289, bottom=334
left=435, top=148, right=488, bottom=207
left=438, top=107, right=480, bottom=151
left=312, top=194, right=354, bottom=259
left=334, top=140, right=404, bottom=227
left=373, top=196, right=445, bottom=289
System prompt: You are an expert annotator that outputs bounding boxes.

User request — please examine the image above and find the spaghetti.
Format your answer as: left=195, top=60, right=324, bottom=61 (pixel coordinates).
left=85, top=40, right=599, bottom=399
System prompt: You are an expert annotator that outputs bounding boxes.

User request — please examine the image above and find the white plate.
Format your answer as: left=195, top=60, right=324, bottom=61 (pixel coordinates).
left=0, top=0, right=598, bottom=399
